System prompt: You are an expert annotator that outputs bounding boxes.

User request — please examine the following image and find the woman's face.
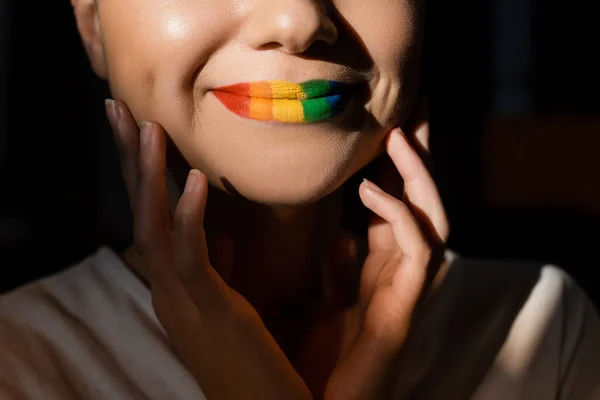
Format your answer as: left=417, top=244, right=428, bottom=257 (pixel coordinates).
left=93, top=0, right=423, bottom=205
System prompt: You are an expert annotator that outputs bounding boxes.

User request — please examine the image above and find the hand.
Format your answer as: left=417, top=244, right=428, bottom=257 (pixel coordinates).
left=105, top=100, right=312, bottom=400
left=297, top=105, right=449, bottom=399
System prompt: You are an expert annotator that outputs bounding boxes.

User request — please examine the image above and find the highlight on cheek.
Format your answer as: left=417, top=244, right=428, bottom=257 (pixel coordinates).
left=212, top=80, right=353, bottom=123
left=165, top=17, right=190, bottom=40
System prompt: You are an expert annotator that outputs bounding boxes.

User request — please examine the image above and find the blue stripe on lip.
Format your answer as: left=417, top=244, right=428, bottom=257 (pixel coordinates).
left=325, top=94, right=351, bottom=116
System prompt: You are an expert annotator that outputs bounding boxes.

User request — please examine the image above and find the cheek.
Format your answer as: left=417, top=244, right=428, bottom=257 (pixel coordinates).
left=341, top=0, right=422, bottom=127
left=342, top=0, right=420, bottom=71
left=99, top=1, right=228, bottom=122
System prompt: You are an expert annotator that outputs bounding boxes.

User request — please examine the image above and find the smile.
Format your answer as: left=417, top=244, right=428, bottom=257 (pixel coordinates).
left=212, top=80, right=354, bottom=123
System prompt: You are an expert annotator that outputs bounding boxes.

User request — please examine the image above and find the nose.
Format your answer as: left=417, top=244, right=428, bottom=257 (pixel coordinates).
left=242, top=0, right=338, bottom=54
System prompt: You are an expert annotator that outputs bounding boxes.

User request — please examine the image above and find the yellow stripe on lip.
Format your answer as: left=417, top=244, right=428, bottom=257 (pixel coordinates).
left=249, top=81, right=308, bottom=100
left=272, top=99, right=305, bottom=123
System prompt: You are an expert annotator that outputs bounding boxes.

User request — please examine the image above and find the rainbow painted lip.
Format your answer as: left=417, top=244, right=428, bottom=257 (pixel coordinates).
left=212, top=80, right=354, bottom=123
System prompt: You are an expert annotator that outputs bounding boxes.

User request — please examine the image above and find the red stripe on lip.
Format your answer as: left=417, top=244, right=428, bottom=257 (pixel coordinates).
left=213, top=83, right=252, bottom=97
left=213, top=91, right=251, bottom=118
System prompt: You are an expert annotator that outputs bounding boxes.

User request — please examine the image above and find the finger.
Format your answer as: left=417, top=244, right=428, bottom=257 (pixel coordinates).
left=173, top=170, right=210, bottom=276
left=366, top=155, right=404, bottom=254
left=386, top=129, right=449, bottom=242
left=359, top=179, right=430, bottom=267
left=359, top=179, right=427, bottom=255
left=358, top=180, right=429, bottom=309
left=133, top=122, right=173, bottom=280
left=105, top=99, right=141, bottom=208
left=330, top=181, right=433, bottom=400
left=173, top=170, right=228, bottom=304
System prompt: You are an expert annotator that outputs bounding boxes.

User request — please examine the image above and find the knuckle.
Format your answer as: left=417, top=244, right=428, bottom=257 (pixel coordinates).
left=174, top=208, right=196, bottom=231
left=134, top=227, right=169, bottom=256
left=391, top=201, right=412, bottom=223
left=134, top=235, right=154, bottom=257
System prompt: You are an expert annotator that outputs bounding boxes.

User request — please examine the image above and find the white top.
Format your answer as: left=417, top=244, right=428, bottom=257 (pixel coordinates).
left=0, top=248, right=598, bottom=399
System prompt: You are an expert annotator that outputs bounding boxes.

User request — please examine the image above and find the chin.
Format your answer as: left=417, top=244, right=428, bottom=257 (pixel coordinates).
left=169, top=95, right=388, bottom=206
left=217, top=164, right=351, bottom=207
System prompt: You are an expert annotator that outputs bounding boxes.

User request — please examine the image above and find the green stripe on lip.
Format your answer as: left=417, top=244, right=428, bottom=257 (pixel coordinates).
left=299, top=80, right=336, bottom=99
left=301, top=94, right=350, bottom=122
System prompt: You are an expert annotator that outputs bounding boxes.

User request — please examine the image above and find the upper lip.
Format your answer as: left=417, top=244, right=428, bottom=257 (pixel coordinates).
left=212, top=80, right=352, bottom=100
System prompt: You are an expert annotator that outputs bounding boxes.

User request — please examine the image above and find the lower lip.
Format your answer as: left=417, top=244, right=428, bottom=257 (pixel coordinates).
left=212, top=91, right=353, bottom=123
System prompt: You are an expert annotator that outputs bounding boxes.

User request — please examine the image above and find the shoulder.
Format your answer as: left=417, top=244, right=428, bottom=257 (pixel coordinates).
left=0, top=248, right=123, bottom=344
left=0, top=248, right=204, bottom=400
left=0, top=247, right=146, bottom=328
left=394, top=255, right=600, bottom=399
left=0, top=248, right=154, bottom=399
left=0, top=251, right=99, bottom=399
left=452, top=258, right=600, bottom=399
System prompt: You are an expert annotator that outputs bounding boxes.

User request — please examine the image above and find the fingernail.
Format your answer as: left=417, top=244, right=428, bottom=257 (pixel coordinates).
left=140, top=121, right=152, bottom=146
left=393, top=127, right=405, bottom=137
left=184, top=170, right=199, bottom=193
left=362, top=178, right=384, bottom=194
left=105, top=99, right=117, bottom=126
left=386, top=128, right=404, bottom=147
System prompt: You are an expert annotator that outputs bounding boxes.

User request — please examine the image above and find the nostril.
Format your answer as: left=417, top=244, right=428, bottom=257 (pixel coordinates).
left=242, top=1, right=338, bottom=55
left=257, top=42, right=283, bottom=51
left=257, top=36, right=316, bottom=54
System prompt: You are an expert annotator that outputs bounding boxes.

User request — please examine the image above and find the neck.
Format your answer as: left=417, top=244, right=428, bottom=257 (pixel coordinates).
left=123, top=160, right=348, bottom=316
left=204, top=184, right=345, bottom=314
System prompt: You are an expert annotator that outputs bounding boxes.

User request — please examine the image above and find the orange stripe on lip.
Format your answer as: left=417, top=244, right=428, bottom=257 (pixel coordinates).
left=250, top=82, right=273, bottom=98
left=249, top=97, right=274, bottom=120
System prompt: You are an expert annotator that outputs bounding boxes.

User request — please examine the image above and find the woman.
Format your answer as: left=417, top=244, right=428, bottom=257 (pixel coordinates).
left=1, top=0, right=599, bottom=399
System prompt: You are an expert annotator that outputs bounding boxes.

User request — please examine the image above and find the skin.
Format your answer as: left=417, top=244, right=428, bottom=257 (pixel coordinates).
left=72, top=0, right=425, bottom=309
left=75, top=0, right=423, bottom=204
left=72, top=0, right=450, bottom=398
left=106, top=107, right=449, bottom=399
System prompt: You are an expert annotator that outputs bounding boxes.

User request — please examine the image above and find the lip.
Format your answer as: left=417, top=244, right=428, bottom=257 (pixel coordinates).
left=212, top=80, right=355, bottom=123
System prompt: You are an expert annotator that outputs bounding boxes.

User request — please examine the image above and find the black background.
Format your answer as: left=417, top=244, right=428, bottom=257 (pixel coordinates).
left=1, top=1, right=599, bottom=305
